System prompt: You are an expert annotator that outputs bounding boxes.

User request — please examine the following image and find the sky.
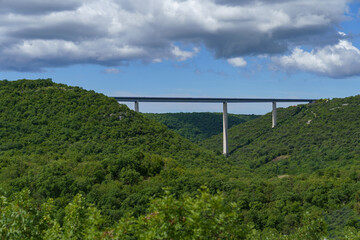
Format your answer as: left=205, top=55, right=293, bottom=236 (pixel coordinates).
left=1, top=0, right=360, bottom=114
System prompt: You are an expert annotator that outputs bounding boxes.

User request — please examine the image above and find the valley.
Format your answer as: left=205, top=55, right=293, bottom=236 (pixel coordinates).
left=1, top=79, right=360, bottom=239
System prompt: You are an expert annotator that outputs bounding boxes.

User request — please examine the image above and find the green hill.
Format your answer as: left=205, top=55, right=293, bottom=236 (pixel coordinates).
left=0, top=79, right=227, bottom=221
left=1, top=79, right=360, bottom=239
left=145, top=112, right=259, bottom=142
left=198, top=96, right=360, bottom=238
left=200, top=96, right=360, bottom=176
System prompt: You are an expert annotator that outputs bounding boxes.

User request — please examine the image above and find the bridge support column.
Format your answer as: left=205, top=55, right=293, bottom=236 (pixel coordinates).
left=272, top=101, right=277, bottom=128
left=223, top=101, right=229, bottom=156
left=135, top=101, right=139, bottom=112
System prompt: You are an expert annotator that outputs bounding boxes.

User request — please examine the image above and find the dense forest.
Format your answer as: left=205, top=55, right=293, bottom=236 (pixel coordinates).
left=145, top=112, right=259, bottom=142
left=1, top=79, right=360, bottom=239
left=201, top=96, right=360, bottom=175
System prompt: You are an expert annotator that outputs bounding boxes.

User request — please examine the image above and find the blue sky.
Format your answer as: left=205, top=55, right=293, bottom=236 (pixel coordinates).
left=1, top=0, right=360, bottom=114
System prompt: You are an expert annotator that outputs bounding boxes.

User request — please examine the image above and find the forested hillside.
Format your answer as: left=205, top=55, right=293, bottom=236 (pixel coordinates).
left=201, top=96, right=360, bottom=175
left=199, top=95, right=360, bottom=238
left=0, top=79, right=226, bottom=221
left=145, top=112, right=259, bottom=142
left=1, top=79, right=360, bottom=239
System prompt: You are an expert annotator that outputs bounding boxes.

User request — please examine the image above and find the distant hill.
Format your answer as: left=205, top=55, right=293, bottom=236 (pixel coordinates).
left=145, top=112, right=259, bottom=142
left=201, top=96, right=360, bottom=175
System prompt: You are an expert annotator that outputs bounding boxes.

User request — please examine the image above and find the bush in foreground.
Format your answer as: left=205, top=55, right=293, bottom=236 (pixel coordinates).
left=1, top=188, right=328, bottom=239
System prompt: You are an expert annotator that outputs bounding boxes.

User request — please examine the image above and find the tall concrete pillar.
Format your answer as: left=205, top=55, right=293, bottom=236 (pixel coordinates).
left=272, top=101, right=277, bottom=128
left=223, top=101, right=229, bottom=156
left=135, top=101, right=139, bottom=112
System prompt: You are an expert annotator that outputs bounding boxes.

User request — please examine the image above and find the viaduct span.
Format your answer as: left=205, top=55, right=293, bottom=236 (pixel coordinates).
left=112, top=97, right=317, bottom=156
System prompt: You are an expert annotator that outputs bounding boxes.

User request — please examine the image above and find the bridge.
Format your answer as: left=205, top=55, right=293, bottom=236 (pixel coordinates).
left=112, top=97, right=317, bottom=156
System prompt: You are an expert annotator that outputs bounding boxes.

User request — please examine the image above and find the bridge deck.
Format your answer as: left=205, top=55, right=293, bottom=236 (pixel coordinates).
left=112, top=97, right=316, bottom=103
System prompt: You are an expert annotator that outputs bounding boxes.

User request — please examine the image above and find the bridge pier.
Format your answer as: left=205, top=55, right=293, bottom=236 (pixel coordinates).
left=272, top=101, right=277, bottom=128
left=223, top=101, right=229, bottom=156
left=135, top=101, right=139, bottom=112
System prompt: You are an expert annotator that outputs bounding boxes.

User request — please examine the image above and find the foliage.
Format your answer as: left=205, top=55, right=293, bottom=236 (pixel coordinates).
left=116, top=187, right=245, bottom=239
left=1, top=79, right=360, bottom=238
left=0, top=188, right=328, bottom=240
left=145, top=112, right=259, bottom=142
left=0, top=189, right=43, bottom=239
left=0, top=79, right=221, bottom=222
left=201, top=96, right=360, bottom=176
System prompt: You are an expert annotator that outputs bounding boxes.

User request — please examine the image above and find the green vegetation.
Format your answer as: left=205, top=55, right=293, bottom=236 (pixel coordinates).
left=0, top=79, right=221, bottom=222
left=145, top=112, right=259, bottom=142
left=1, top=79, right=360, bottom=239
left=201, top=96, right=360, bottom=175
left=199, top=95, right=360, bottom=238
left=1, top=188, right=329, bottom=239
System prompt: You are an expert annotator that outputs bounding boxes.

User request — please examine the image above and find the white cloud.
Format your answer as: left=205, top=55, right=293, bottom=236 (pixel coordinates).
left=104, top=68, right=121, bottom=74
left=273, top=40, right=360, bottom=78
left=0, top=0, right=353, bottom=72
left=171, top=46, right=200, bottom=61
left=227, top=57, right=247, bottom=67
left=152, top=58, right=163, bottom=63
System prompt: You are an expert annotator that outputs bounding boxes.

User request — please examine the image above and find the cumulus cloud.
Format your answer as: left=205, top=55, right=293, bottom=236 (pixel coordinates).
left=0, top=0, right=353, bottom=71
left=227, top=57, right=247, bottom=67
left=0, top=0, right=82, bottom=15
left=272, top=40, right=360, bottom=78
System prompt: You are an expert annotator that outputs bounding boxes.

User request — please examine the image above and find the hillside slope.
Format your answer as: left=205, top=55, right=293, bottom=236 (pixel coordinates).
left=2, top=80, right=360, bottom=238
left=201, top=96, right=360, bottom=175
left=0, top=79, right=226, bottom=220
left=145, top=112, right=259, bottom=142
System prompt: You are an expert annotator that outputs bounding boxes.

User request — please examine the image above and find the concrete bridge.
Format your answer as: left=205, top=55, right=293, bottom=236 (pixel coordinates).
left=112, top=97, right=317, bottom=156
